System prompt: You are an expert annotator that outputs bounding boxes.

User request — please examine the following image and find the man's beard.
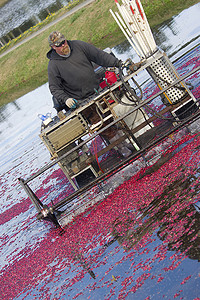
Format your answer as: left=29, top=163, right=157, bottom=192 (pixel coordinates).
left=61, top=45, right=70, bottom=56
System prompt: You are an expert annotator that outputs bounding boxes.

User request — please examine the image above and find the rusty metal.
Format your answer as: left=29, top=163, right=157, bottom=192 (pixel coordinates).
left=51, top=105, right=200, bottom=211
left=23, top=64, right=200, bottom=185
left=18, top=63, right=200, bottom=225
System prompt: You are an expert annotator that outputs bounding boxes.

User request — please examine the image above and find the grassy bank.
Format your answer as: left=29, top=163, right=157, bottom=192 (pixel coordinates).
left=0, top=0, right=9, bottom=8
left=0, top=0, right=199, bottom=107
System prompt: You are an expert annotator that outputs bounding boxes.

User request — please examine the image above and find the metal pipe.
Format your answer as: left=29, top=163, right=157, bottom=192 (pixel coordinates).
left=18, top=178, right=43, bottom=212
left=22, top=64, right=200, bottom=184
left=110, top=9, right=142, bottom=57
left=115, top=11, right=143, bottom=57
left=53, top=108, right=200, bottom=211
left=125, top=3, right=151, bottom=54
left=120, top=4, right=147, bottom=56
left=129, top=0, right=157, bottom=52
left=120, top=0, right=156, bottom=55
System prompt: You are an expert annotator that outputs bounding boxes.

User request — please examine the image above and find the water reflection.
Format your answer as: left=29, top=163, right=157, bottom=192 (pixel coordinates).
left=0, top=83, right=54, bottom=175
left=0, top=101, right=21, bottom=121
left=112, top=3, right=200, bottom=64
left=0, top=0, right=69, bottom=42
left=5, top=133, right=198, bottom=299
left=114, top=40, right=132, bottom=55
left=152, top=3, right=200, bottom=58
left=111, top=172, right=200, bottom=262
left=0, top=5, right=200, bottom=299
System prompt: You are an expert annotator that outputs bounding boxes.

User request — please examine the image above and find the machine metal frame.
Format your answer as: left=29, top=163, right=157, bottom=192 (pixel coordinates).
left=18, top=62, right=200, bottom=227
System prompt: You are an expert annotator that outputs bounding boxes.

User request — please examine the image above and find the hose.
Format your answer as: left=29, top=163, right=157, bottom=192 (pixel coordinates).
left=117, top=63, right=187, bottom=123
left=117, top=64, right=177, bottom=123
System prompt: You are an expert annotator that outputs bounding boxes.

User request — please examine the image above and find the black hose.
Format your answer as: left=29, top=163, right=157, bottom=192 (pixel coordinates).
left=117, top=64, right=195, bottom=123
left=118, top=65, right=177, bottom=123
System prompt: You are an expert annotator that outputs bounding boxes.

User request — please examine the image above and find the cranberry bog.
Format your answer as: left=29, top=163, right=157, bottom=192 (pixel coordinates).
left=0, top=45, right=200, bottom=299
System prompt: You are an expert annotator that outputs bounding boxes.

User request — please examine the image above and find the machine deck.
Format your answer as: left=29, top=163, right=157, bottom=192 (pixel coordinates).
left=18, top=0, right=200, bottom=227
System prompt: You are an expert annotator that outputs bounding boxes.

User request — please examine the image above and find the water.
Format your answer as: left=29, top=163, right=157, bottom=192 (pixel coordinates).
left=112, top=2, right=200, bottom=62
left=153, top=3, right=200, bottom=59
left=0, top=4, right=200, bottom=300
left=0, top=0, right=70, bottom=42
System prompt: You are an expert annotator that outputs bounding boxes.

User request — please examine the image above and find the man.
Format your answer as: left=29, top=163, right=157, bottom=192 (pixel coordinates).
left=47, top=31, right=133, bottom=157
left=47, top=31, right=121, bottom=111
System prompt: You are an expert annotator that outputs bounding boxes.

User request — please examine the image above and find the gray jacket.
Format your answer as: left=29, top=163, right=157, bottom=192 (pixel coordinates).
left=47, top=40, right=120, bottom=105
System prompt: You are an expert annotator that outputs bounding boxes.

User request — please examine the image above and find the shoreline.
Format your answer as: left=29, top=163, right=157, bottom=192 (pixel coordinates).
left=0, top=0, right=95, bottom=59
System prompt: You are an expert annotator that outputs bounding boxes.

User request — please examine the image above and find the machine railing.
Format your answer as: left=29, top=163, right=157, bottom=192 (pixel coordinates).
left=21, top=64, right=200, bottom=183
left=18, top=63, right=200, bottom=227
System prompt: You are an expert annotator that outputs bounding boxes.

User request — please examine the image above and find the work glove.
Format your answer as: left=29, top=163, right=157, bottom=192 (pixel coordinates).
left=128, top=61, right=141, bottom=72
left=123, top=59, right=142, bottom=72
left=65, top=98, right=78, bottom=109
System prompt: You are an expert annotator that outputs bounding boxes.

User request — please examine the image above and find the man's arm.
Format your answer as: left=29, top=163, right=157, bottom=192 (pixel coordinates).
left=48, top=62, right=69, bottom=106
left=79, top=40, right=121, bottom=68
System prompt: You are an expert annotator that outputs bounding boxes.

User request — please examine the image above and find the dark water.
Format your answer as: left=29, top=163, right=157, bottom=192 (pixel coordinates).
left=0, top=4, right=200, bottom=300
left=0, top=0, right=69, bottom=42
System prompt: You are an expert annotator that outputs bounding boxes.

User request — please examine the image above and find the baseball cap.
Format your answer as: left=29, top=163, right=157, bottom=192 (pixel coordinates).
left=48, top=31, right=65, bottom=47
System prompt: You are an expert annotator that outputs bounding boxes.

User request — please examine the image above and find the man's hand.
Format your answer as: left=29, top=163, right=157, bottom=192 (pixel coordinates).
left=122, top=59, right=142, bottom=73
left=65, top=98, right=78, bottom=108
left=128, top=61, right=142, bottom=72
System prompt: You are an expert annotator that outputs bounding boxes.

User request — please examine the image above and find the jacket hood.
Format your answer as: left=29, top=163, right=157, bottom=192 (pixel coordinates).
left=47, top=40, right=72, bottom=60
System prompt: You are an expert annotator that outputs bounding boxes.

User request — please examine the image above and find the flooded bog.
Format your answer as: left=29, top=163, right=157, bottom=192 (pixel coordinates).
left=0, top=3, right=200, bottom=299
left=0, top=131, right=200, bottom=299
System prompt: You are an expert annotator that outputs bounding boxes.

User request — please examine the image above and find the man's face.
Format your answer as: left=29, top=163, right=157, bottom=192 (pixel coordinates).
left=52, top=40, right=70, bottom=56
